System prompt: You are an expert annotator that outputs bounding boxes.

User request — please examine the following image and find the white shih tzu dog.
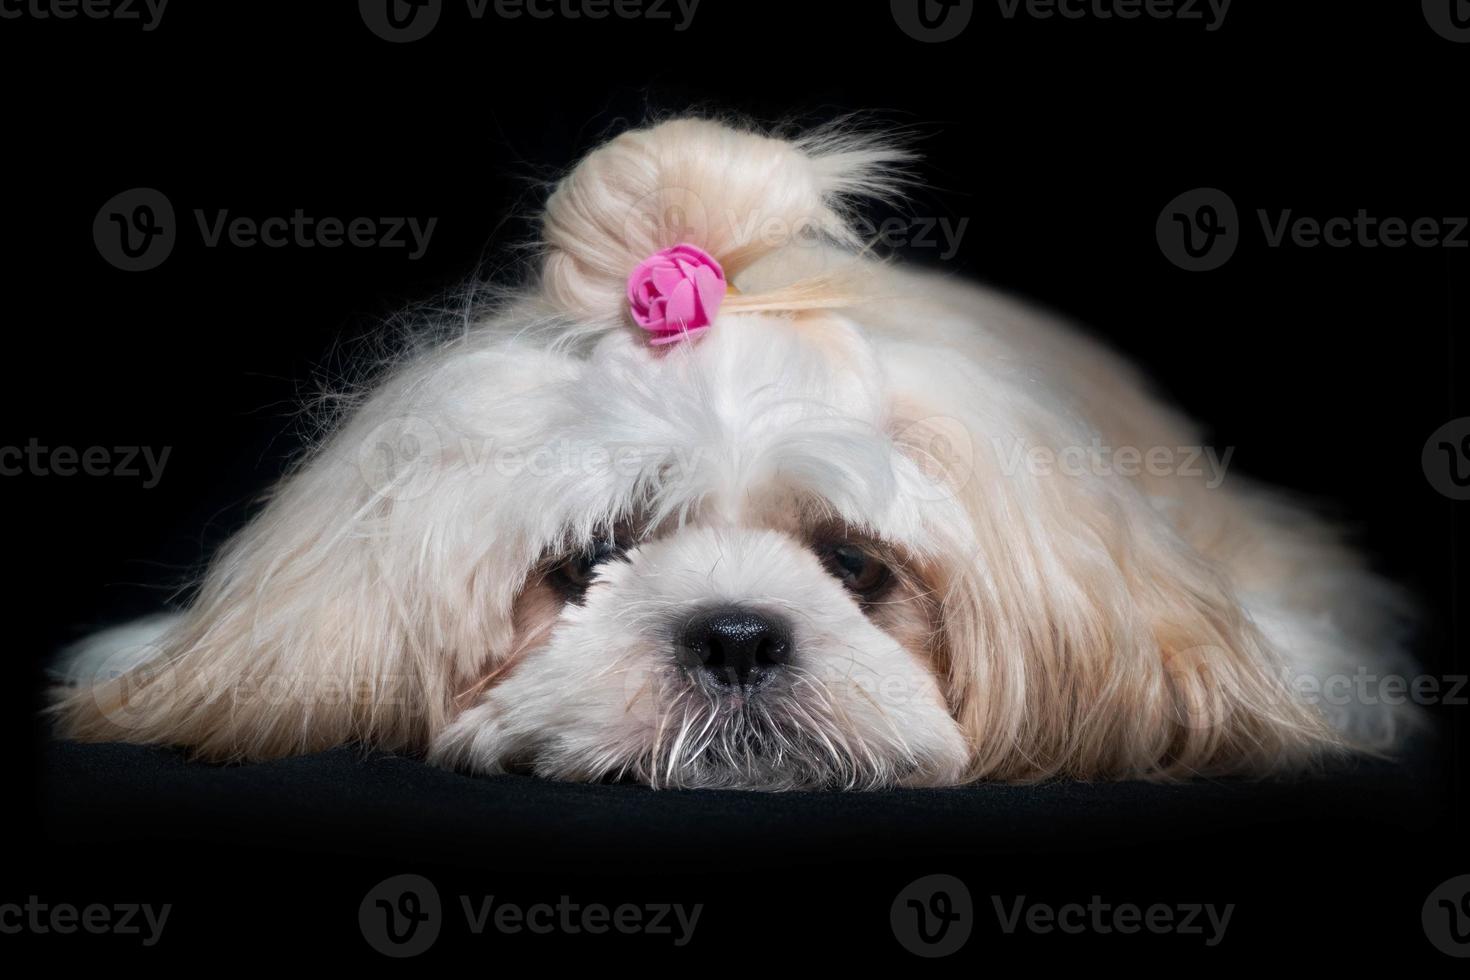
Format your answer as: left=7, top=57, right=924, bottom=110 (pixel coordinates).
left=53, top=116, right=1416, bottom=789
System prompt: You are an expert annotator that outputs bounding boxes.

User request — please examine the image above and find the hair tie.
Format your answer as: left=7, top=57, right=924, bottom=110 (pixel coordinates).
left=626, top=243, right=728, bottom=346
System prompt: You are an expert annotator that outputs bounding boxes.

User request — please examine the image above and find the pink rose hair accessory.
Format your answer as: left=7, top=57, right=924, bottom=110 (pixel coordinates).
left=626, top=243, right=727, bottom=346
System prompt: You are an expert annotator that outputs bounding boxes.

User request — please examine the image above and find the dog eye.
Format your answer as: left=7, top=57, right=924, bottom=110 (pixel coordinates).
left=821, top=543, right=891, bottom=598
left=550, top=543, right=624, bottom=600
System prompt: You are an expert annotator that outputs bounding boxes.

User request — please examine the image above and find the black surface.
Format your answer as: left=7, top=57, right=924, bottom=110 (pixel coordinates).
left=43, top=742, right=1435, bottom=870
left=37, top=739, right=1449, bottom=964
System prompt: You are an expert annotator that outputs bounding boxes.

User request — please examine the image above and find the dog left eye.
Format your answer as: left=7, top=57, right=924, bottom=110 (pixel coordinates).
left=550, top=543, right=624, bottom=600
left=821, top=543, right=891, bottom=598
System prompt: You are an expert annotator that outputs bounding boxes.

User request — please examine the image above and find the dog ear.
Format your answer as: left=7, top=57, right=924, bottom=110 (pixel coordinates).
left=50, top=350, right=552, bottom=761
left=890, top=380, right=1344, bottom=781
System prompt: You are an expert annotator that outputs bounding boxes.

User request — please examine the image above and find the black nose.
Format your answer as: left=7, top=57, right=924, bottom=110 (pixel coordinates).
left=677, top=609, right=792, bottom=689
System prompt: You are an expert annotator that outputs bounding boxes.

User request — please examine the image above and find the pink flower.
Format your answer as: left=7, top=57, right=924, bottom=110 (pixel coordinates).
left=626, top=243, right=726, bottom=345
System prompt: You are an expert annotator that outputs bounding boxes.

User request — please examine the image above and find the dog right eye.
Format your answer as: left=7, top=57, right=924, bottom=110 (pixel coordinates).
left=549, top=543, right=624, bottom=601
left=819, top=542, right=892, bottom=601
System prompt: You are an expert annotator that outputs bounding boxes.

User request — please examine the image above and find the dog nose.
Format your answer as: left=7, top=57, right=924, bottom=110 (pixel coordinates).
left=677, top=609, right=792, bottom=689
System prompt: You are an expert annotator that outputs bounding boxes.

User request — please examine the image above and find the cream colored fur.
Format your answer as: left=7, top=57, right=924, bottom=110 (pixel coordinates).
left=51, top=116, right=1416, bottom=787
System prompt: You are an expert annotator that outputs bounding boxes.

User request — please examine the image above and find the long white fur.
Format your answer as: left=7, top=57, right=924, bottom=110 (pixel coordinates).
left=51, top=115, right=1417, bottom=787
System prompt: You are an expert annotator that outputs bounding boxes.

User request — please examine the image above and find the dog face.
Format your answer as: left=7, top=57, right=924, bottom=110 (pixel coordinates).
left=429, top=315, right=970, bottom=788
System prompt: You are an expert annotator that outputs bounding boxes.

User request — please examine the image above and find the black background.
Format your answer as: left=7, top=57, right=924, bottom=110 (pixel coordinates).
left=4, top=0, right=1467, bottom=966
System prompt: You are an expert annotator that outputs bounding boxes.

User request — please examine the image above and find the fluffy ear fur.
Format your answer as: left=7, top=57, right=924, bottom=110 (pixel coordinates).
left=877, top=292, right=1405, bottom=780
left=49, top=344, right=563, bottom=761
left=930, top=461, right=1348, bottom=781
